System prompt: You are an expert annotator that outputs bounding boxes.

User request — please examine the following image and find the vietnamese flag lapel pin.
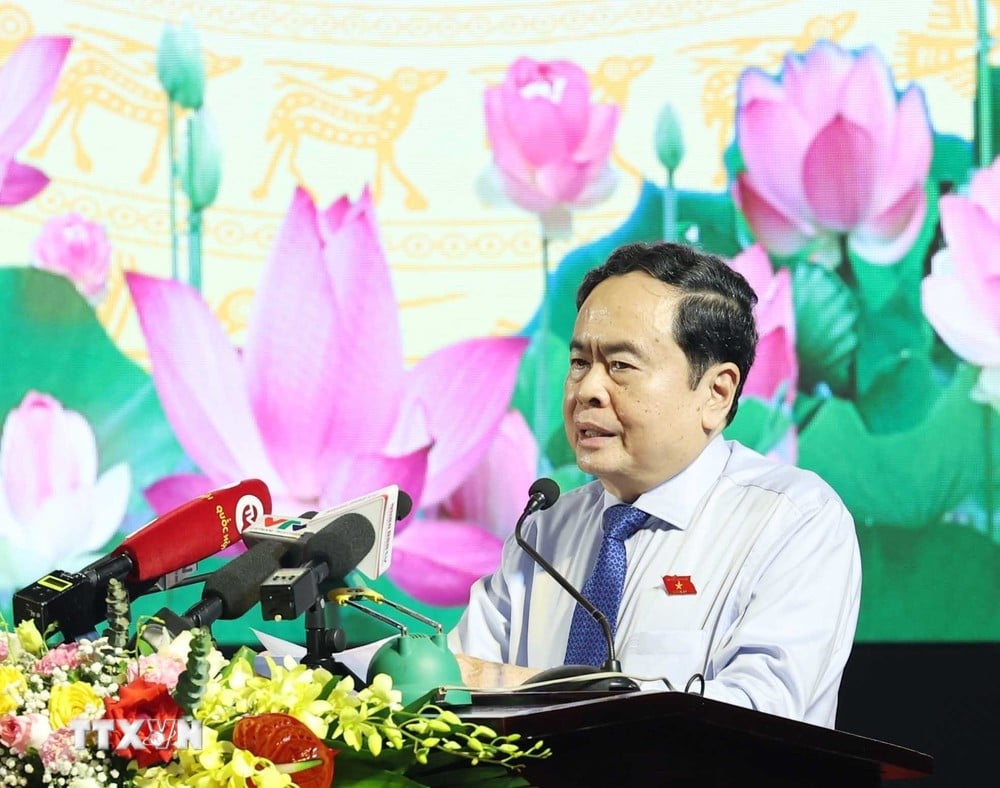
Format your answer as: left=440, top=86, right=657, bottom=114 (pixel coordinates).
left=663, top=575, right=697, bottom=595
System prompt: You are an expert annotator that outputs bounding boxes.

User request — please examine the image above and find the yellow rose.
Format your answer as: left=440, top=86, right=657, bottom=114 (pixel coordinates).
left=48, top=681, right=103, bottom=729
left=15, top=620, right=46, bottom=656
left=0, top=665, right=28, bottom=714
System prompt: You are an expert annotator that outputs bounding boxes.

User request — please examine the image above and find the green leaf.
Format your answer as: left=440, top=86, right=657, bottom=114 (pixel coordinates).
left=790, top=262, right=859, bottom=395
left=855, top=522, right=1000, bottom=640
left=550, top=463, right=590, bottom=494
left=798, top=365, right=987, bottom=527
left=724, top=397, right=792, bottom=456
left=972, top=67, right=1000, bottom=170
left=852, top=351, right=940, bottom=433
left=0, top=268, right=185, bottom=512
left=931, top=132, right=973, bottom=187
left=510, top=330, right=568, bottom=460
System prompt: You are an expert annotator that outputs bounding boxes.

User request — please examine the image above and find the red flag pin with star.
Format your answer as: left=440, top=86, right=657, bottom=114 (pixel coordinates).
left=663, top=575, right=697, bottom=595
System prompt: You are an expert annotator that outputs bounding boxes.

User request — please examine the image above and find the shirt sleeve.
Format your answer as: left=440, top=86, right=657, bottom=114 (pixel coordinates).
left=447, top=533, right=519, bottom=663
left=700, top=496, right=862, bottom=727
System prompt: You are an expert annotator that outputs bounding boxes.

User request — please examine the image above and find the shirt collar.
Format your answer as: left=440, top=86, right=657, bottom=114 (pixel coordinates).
left=600, top=435, right=731, bottom=530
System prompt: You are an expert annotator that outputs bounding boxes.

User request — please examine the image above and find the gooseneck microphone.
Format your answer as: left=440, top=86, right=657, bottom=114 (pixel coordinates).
left=514, top=478, right=638, bottom=691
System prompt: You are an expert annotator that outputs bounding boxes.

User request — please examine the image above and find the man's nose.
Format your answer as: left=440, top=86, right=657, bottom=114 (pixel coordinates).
left=574, top=364, right=611, bottom=406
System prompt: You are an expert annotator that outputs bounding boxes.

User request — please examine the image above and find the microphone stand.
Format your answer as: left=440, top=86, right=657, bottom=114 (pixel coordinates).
left=300, top=595, right=360, bottom=681
left=514, top=508, right=624, bottom=674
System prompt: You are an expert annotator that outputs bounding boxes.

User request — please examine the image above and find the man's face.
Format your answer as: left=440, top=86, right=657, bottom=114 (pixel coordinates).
left=563, top=271, right=735, bottom=502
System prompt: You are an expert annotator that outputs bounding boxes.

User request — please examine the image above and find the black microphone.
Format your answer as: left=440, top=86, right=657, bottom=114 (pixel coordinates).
left=146, top=541, right=288, bottom=636
left=514, top=478, right=639, bottom=692
left=259, top=513, right=376, bottom=621
left=395, top=490, right=413, bottom=521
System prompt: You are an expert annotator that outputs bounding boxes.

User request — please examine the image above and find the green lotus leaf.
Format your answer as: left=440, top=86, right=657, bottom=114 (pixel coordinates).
left=724, top=397, right=793, bottom=456
left=852, top=351, right=940, bottom=434
left=798, top=365, right=988, bottom=527
left=510, top=329, right=568, bottom=463
left=855, top=522, right=1000, bottom=641
left=791, top=262, right=859, bottom=395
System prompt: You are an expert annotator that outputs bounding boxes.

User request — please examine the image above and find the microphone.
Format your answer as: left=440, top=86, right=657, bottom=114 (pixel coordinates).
left=13, top=479, right=271, bottom=640
left=514, top=478, right=639, bottom=692
left=147, top=541, right=288, bottom=636
left=259, top=513, right=376, bottom=621
left=244, top=485, right=408, bottom=579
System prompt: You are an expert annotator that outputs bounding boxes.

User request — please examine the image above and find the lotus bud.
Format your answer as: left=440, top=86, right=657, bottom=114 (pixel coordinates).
left=654, top=102, right=685, bottom=174
left=179, top=108, right=222, bottom=211
left=156, top=18, right=206, bottom=109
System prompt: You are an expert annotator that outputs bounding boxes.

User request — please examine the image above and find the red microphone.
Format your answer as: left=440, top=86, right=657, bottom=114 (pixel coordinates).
left=117, top=478, right=270, bottom=581
left=13, top=478, right=271, bottom=640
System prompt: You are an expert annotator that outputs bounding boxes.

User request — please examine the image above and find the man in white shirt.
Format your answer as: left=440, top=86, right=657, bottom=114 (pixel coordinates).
left=449, top=242, right=861, bottom=728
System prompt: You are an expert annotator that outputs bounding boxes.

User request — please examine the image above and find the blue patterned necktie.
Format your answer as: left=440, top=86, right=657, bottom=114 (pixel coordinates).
left=564, top=504, right=648, bottom=667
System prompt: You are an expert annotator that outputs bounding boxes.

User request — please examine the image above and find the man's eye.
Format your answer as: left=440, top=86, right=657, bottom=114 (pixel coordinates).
left=609, top=361, right=632, bottom=372
left=569, top=358, right=589, bottom=370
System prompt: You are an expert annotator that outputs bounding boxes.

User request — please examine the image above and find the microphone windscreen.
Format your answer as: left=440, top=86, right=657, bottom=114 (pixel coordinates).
left=203, top=541, right=286, bottom=619
left=119, top=479, right=271, bottom=581
left=306, top=513, right=376, bottom=578
left=396, top=490, right=413, bottom=521
left=529, top=477, right=560, bottom=510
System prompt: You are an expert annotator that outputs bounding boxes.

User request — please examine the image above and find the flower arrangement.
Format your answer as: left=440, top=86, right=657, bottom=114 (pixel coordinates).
left=0, top=607, right=547, bottom=787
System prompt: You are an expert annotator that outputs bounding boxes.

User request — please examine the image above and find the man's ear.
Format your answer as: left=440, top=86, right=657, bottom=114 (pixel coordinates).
left=702, top=362, right=740, bottom=432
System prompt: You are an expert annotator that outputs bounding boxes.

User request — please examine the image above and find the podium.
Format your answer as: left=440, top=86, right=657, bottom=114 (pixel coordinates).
left=458, top=691, right=933, bottom=787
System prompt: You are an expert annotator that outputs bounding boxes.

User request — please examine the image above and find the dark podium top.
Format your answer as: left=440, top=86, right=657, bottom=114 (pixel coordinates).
left=455, top=690, right=933, bottom=787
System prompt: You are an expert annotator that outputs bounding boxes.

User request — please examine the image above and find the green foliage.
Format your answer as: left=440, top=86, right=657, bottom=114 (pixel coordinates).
left=510, top=330, right=568, bottom=461
left=790, top=262, right=859, bottom=395
left=105, top=578, right=131, bottom=650
left=856, top=521, right=1000, bottom=641
left=798, top=365, right=991, bottom=528
left=849, top=182, right=940, bottom=431
left=931, top=132, right=973, bottom=187
left=724, top=397, right=793, bottom=456
left=174, top=628, right=214, bottom=713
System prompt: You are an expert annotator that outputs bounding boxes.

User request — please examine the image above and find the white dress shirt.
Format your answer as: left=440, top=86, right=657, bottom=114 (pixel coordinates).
left=449, top=436, right=862, bottom=728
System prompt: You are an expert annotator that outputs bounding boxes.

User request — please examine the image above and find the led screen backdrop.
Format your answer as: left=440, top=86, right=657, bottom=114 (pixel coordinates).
left=0, top=0, right=997, bottom=644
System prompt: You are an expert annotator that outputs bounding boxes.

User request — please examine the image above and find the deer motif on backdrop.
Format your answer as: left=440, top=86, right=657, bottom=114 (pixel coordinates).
left=28, top=25, right=240, bottom=184
left=251, top=62, right=445, bottom=209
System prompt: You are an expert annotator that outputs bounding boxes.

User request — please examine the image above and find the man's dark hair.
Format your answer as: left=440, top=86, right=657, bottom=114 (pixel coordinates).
left=576, top=242, right=759, bottom=425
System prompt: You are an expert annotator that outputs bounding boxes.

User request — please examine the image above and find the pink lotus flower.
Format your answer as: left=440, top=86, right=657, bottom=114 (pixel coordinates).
left=390, top=410, right=538, bottom=606
left=922, top=159, right=1000, bottom=410
left=733, top=41, right=932, bottom=266
left=729, top=245, right=797, bottom=403
left=0, top=36, right=72, bottom=206
left=127, top=186, right=527, bottom=523
left=32, top=212, right=112, bottom=301
left=0, top=392, right=130, bottom=592
left=481, top=56, right=619, bottom=239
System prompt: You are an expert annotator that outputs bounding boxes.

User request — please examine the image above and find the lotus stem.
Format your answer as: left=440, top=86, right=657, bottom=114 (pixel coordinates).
left=187, top=117, right=202, bottom=291
left=167, top=101, right=179, bottom=281
left=976, top=0, right=993, bottom=167
left=986, top=406, right=997, bottom=541
left=535, top=234, right=551, bottom=471
left=188, top=209, right=203, bottom=291
left=663, top=168, right=677, bottom=242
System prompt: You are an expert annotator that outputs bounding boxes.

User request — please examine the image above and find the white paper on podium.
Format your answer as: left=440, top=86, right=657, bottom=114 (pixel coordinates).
left=251, top=628, right=394, bottom=680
